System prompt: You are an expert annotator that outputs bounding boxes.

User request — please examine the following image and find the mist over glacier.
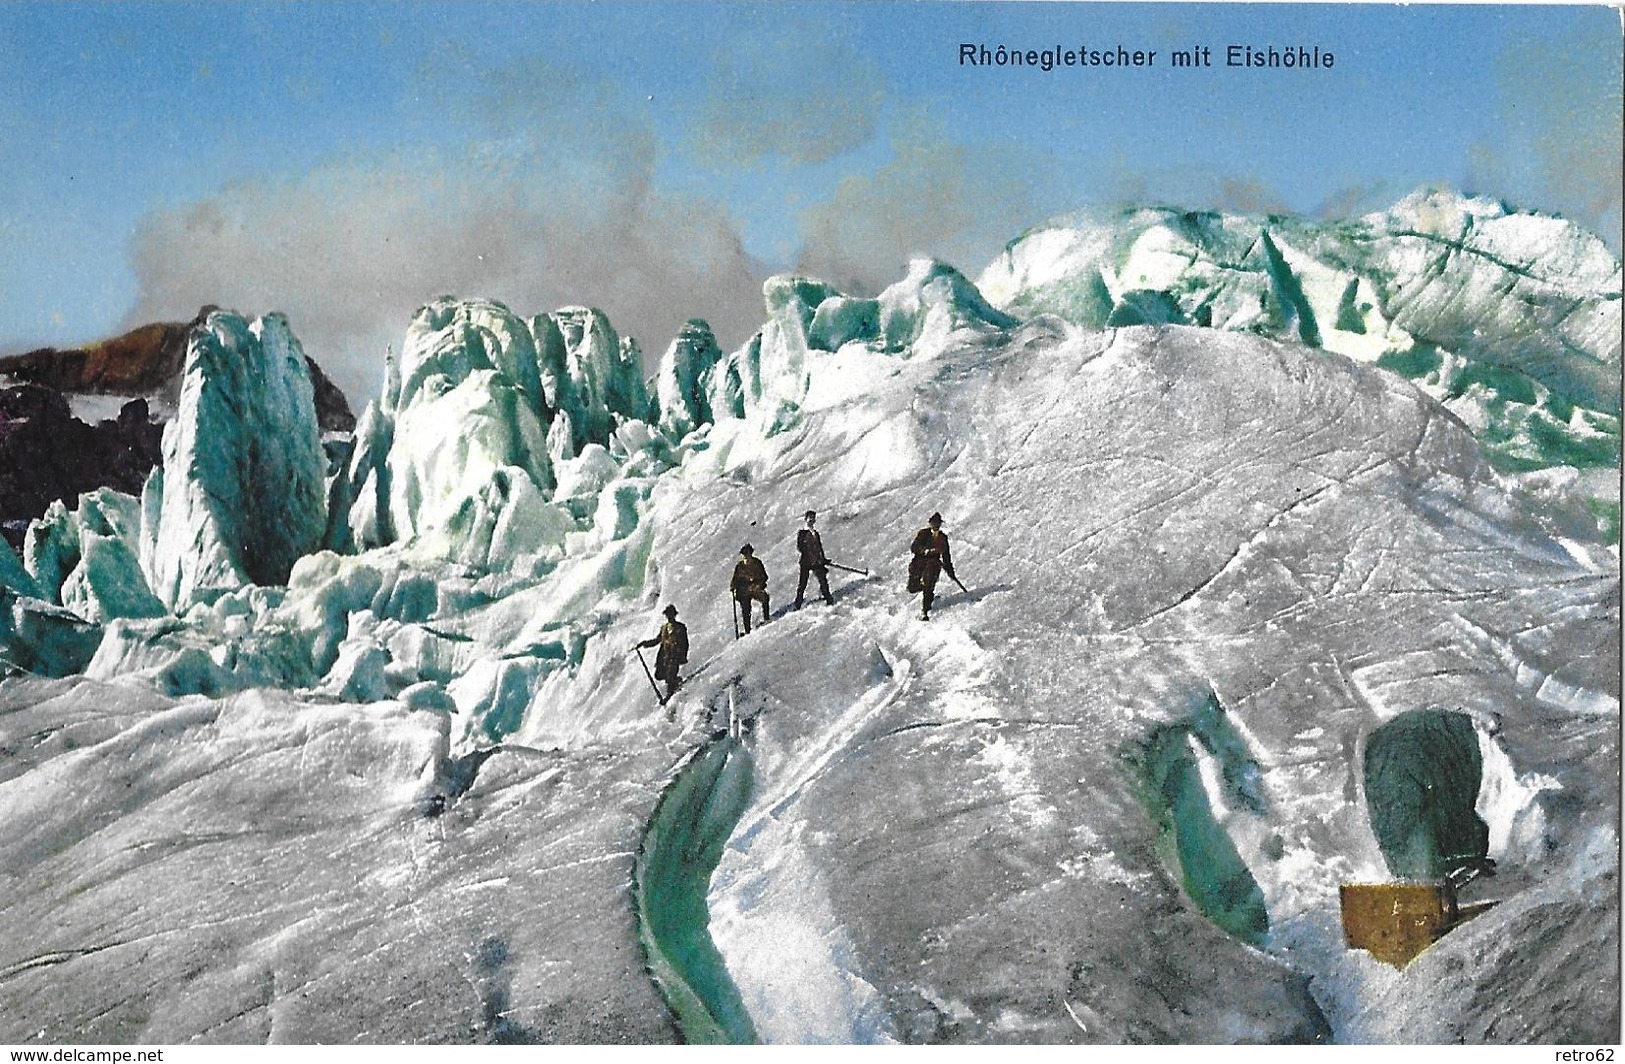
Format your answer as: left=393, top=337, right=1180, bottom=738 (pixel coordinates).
left=0, top=191, right=1617, bottom=1045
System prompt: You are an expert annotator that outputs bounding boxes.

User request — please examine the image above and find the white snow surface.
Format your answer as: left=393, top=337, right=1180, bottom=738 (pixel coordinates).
left=979, top=189, right=1621, bottom=399
left=977, top=188, right=1623, bottom=525
left=0, top=244, right=1618, bottom=1044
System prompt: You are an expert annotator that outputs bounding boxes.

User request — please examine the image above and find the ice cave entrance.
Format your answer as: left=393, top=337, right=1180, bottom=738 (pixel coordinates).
left=1362, top=708, right=1491, bottom=882
left=1340, top=708, right=1498, bottom=967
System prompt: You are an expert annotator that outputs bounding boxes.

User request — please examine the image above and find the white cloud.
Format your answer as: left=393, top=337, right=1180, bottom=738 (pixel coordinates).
left=128, top=63, right=769, bottom=405
left=794, top=111, right=1053, bottom=295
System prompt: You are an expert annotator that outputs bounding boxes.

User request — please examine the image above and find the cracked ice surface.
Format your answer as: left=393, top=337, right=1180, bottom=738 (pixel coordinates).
left=653, top=323, right=1616, bottom=1043
left=978, top=190, right=1623, bottom=523
left=0, top=261, right=1616, bottom=1044
left=0, top=677, right=684, bottom=1043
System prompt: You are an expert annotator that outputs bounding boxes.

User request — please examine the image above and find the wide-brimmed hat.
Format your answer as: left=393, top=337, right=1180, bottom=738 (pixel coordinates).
left=662, top=604, right=678, bottom=617
left=740, top=544, right=754, bottom=554
left=805, top=510, right=817, bottom=520
left=928, top=512, right=943, bottom=524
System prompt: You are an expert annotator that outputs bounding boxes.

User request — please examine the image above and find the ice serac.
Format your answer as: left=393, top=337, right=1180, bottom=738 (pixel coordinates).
left=3, top=484, right=169, bottom=675
left=0, top=537, right=38, bottom=599
left=978, top=192, right=1624, bottom=539
left=23, top=489, right=151, bottom=623
left=375, top=298, right=560, bottom=569
left=330, top=397, right=392, bottom=552
left=0, top=532, right=105, bottom=680
left=21, top=498, right=80, bottom=605
left=1371, top=189, right=1621, bottom=411
left=528, top=313, right=579, bottom=460
left=874, top=258, right=1018, bottom=354
left=0, top=242, right=1617, bottom=1045
left=5, top=487, right=160, bottom=674
left=808, top=295, right=881, bottom=352
left=337, top=297, right=676, bottom=572
left=141, top=311, right=327, bottom=610
left=52, top=489, right=164, bottom=623
left=550, top=306, right=651, bottom=451
left=656, top=319, right=723, bottom=439
left=720, top=263, right=1015, bottom=437
left=755, top=276, right=838, bottom=418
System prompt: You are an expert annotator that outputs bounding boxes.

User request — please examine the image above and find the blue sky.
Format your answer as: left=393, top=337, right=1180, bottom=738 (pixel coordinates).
left=1, top=1, right=1620, bottom=401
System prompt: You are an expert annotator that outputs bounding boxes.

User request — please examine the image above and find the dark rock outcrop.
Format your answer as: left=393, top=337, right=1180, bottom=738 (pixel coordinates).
left=0, top=312, right=355, bottom=433
left=0, top=385, right=163, bottom=550
left=0, top=313, right=357, bottom=550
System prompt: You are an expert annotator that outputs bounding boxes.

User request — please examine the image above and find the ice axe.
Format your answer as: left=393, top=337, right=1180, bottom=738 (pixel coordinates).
left=731, top=597, right=741, bottom=639
left=827, top=561, right=868, bottom=576
left=633, top=645, right=666, bottom=707
left=949, top=572, right=969, bottom=595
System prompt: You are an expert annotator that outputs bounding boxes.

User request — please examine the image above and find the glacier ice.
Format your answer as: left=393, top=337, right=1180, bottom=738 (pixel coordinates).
left=634, top=736, right=759, bottom=1044
left=552, top=306, right=653, bottom=448
left=977, top=189, right=1623, bottom=532
left=0, top=195, right=1618, bottom=1045
left=655, top=319, right=724, bottom=438
left=142, top=311, right=328, bottom=609
left=379, top=301, right=557, bottom=560
left=0, top=536, right=38, bottom=599
left=56, top=489, right=164, bottom=623
left=0, top=593, right=100, bottom=678
left=875, top=258, right=1018, bottom=354
left=21, top=498, right=80, bottom=604
left=1362, top=708, right=1491, bottom=881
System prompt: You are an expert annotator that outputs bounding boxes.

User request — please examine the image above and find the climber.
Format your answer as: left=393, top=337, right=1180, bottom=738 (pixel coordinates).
left=794, top=510, right=836, bottom=609
left=907, top=511, right=959, bottom=620
left=730, top=544, right=771, bottom=634
left=634, top=604, right=688, bottom=701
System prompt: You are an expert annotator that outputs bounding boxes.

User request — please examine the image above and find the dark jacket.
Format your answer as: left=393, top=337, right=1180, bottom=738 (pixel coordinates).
left=730, top=556, right=769, bottom=599
left=797, top=528, right=829, bottom=569
left=908, top=527, right=954, bottom=590
left=639, top=621, right=689, bottom=679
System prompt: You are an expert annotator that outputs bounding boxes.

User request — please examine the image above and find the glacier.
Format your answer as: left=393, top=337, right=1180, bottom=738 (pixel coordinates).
left=0, top=191, right=1618, bottom=1045
left=978, top=188, right=1623, bottom=540
left=142, top=310, right=328, bottom=610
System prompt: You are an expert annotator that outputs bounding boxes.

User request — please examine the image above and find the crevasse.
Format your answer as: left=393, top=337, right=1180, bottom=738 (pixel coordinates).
left=633, top=735, right=759, bottom=1044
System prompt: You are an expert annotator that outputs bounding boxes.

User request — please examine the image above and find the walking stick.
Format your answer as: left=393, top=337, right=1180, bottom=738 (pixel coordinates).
left=633, top=646, right=666, bottom=706
left=949, top=572, right=969, bottom=594
left=827, top=561, right=869, bottom=576
left=731, top=597, right=741, bottom=639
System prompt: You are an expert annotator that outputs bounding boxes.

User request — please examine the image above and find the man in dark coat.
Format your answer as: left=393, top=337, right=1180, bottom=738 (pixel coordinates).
left=907, top=512, right=957, bottom=620
left=794, top=510, right=835, bottom=609
left=635, top=604, right=688, bottom=700
left=730, top=544, right=771, bottom=633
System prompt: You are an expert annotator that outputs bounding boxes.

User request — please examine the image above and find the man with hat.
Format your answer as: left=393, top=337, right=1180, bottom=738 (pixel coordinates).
left=635, top=604, right=689, bottom=700
left=794, top=510, right=836, bottom=609
left=907, top=512, right=957, bottom=620
left=730, top=544, right=771, bottom=634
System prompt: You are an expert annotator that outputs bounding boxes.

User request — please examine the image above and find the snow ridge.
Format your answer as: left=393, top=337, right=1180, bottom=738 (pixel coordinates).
left=978, top=188, right=1622, bottom=532
left=0, top=197, right=1618, bottom=1044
